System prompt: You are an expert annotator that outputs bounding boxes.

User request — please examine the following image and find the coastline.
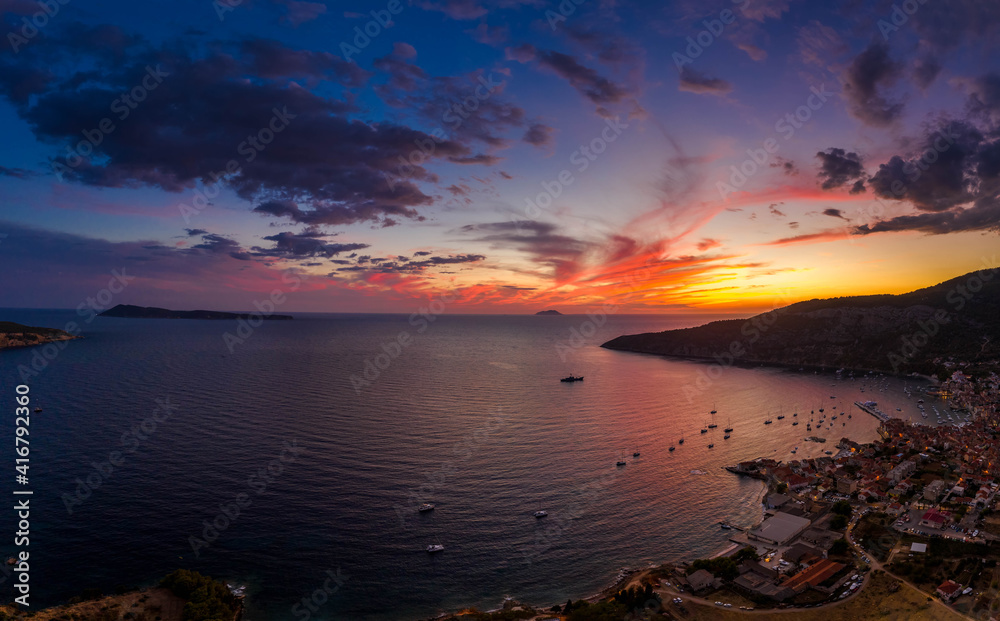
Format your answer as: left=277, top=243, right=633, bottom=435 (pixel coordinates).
left=598, top=346, right=934, bottom=382
left=0, top=323, right=81, bottom=351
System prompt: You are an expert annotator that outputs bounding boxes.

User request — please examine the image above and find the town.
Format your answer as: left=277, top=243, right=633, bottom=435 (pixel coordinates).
left=650, top=370, right=1000, bottom=618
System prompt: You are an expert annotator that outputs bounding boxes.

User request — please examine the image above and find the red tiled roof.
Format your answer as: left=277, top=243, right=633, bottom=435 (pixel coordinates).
left=937, top=580, right=962, bottom=597
left=781, top=559, right=845, bottom=591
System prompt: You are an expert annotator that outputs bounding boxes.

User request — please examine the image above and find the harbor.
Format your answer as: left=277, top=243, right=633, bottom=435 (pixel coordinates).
left=854, top=400, right=892, bottom=422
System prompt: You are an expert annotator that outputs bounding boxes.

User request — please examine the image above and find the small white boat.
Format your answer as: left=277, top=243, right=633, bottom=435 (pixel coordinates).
left=426, top=544, right=445, bottom=553
left=534, top=510, right=548, bottom=518
left=33, top=407, right=42, bottom=413
left=419, top=503, right=435, bottom=512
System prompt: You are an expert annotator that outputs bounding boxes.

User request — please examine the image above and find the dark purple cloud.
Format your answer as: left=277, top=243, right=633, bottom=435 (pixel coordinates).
left=566, top=26, right=642, bottom=66
left=842, top=43, right=904, bottom=127
left=251, top=229, right=370, bottom=259
left=0, top=165, right=34, bottom=179
left=912, top=57, right=942, bottom=90
left=537, top=50, right=630, bottom=107
left=457, top=220, right=591, bottom=278
left=902, top=1, right=1000, bottom=55
left=522, top=122, right=554, bottom=147
left=416, top=0, right=542, bottom=20
left=274, top=0, right=328, bottom=26
left=855, top=199, right=1000, bottom=235
left=0, top=27, right=492, bottom=228
left=335, top=252, right=485, bottom=273
left=678, top=67, right=732, bottom=96
left=370, top=43, right=549, bottom=157
left=240, top=38, right=367, bottom=86
left=858, top=117, right=1000, bottom=234
left=466, top=22, right=509, bottom=45
left=816, top=148, right=866, bottom=192
left=967, top=73, right=1000, bottom=126
left=867, top=121, right=984, bottom=212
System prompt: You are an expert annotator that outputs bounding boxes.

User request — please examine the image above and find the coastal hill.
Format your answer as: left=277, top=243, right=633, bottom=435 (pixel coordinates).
left=535, top=309, right=563, bottom=315
left=602, top=269, right=1000, bottom=376
left=0, top=321, right=80, bottom=350
left=99, top=304, right=293, bottom=320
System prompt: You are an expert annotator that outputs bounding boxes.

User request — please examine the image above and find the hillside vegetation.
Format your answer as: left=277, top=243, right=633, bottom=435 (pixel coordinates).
left=602, top=269, right=1000, bottom=377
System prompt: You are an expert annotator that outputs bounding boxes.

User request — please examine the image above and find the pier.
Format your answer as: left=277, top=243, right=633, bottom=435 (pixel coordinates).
left=724, top=466, right=768, bottom=480
left=854, top=400, right=892, bottom=422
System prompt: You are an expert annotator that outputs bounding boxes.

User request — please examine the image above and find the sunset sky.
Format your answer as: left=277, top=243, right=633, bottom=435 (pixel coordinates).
left=1, top=0, right=998, bottom=313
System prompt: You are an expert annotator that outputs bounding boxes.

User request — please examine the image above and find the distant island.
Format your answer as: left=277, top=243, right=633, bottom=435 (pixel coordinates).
left=535, top=310, right=563, bottom=315
left=603, top=268, right=1000, bottom=377
left=99, top=304, right=293, bottom=320
left=0, top=321, right=80, bottom=350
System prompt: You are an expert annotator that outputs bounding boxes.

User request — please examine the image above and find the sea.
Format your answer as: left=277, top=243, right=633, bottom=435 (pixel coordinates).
left=0, top=310, right=958, bottom=619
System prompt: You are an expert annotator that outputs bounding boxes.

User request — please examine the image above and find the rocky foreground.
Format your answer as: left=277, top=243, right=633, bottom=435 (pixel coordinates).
left=0, top=322, right=80, bottom=350
left=602, top=268, right=1000, bottom=377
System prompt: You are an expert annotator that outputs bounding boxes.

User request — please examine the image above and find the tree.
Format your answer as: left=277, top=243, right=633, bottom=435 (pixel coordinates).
left=832, top=500, right=853, bottom=516
left=831, top=514, right=849, bottom=530
left=776, top=483, right=788, bottom=493
left=160, top=570, right=239, bottom=621
left=688, top=557, right=739, bottom=581
left=733, top=546, right=760, bottom=563
left=830, top=538, right=850, bottom=555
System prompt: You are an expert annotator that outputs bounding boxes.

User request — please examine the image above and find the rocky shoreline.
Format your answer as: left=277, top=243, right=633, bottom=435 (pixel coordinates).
left=0, top=322, right=81, bottom=351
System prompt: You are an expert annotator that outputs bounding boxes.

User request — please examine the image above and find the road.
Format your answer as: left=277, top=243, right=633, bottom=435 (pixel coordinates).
left=845, top=514, right=976, bottom=621
left=649, top=511, right=977, bottom=619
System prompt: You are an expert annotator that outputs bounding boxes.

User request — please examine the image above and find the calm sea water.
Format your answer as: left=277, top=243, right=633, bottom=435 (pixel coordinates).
left=0, top=310, right=943, bottom=619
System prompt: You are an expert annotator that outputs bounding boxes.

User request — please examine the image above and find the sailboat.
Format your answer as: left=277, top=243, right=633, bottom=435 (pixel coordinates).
left=723, top=418, right=733, bottom=433
left=678, top=436, right=684, bottom=445
left=616, top=451, right=627, bottom=466
left=669, top=445, right=675, bottom=452
left=710, top=403, right=717, bottom=414
left=633, top=445, right=640, bottom=457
